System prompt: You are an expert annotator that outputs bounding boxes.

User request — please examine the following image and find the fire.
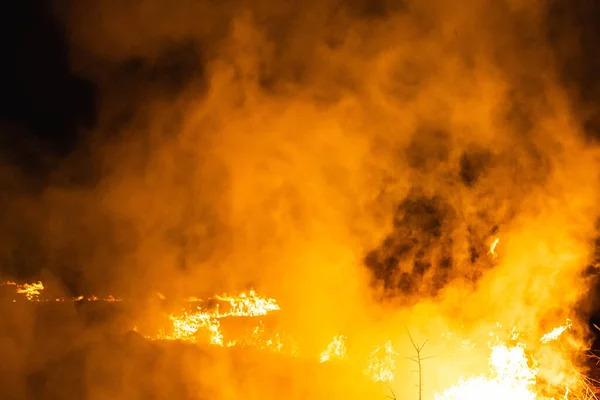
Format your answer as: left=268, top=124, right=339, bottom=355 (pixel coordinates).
left=540, top=319, right=572, bottom=344
left=166, top=310, right=224, bottom=345
left=320, top=335, right=348, bottom=363
left=6, top=0, right=599, bottom=398
left=435, top=343, right=537, bottom=400
left=226, top=320, right=293, bottom=354
left=14, top=281, right=44, bottom=300
left=1, top=280, right=122, bottom=302
left=433, top=319, right=592, bottom=400
left=3, top=280, right=598, bottom=398
left=365, top=340, right=398, bottom=382
left=215, top=290, right=281, bottom=317
left=149, top=290, right=282, bottom=347
left=489, top=237, right=500, bottom=259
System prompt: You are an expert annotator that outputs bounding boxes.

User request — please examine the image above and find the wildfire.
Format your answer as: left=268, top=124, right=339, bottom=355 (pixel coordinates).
left=489, top=237, right=500, bottom=259
left=167, top=310, right=224, bottom=345
left=2, top=280, right=597, bottom=398
left=540, top=319, right=572, bottom=344
left=365, top=340, right=398, bottom=382
left=435, top=343, right=537, bottom=400
left=0, top=280, right=44, bottom=300
left=215, top=290, right=281, bottom=317
left=226, top=320, right=293, bottom=354
left=434, top=320, right=590, bottom=400
left=320, top=335, right=348, bottom=363
left=1, top=280, right=122, bottom=302
left=13, top=281, right=44, bottom=300
left=150, top=290, right=282, bottom=347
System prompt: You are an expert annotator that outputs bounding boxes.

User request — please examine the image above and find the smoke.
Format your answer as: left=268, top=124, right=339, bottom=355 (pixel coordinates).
left=1, top=0, right=599, bottom=398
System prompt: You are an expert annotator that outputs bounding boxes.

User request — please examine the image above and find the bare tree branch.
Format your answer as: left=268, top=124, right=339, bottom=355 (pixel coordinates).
left=406, top=328, right=430, bottom=400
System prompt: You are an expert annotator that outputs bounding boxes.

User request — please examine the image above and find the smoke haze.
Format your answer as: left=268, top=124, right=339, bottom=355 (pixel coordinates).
left=1, top=0, right=600, bottom=398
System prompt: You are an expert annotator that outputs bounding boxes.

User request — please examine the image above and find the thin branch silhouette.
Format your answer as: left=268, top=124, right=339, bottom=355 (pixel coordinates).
left=406, top=328, right=434, bottom=400
left=385, top=385, right=397, bottom=400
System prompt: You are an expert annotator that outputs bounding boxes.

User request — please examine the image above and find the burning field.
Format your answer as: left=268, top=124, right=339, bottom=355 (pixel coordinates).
left=3, top=253, right=600, bottom=400
left=2, top=0, right=600, bottom=399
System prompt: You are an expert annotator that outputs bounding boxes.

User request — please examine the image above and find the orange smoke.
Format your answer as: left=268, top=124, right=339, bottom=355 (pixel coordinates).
left=0, top=0, right=597, bottom=399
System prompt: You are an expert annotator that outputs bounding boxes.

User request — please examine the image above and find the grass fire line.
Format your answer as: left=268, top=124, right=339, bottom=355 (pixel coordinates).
left=1, top=270, right=596, bottom=399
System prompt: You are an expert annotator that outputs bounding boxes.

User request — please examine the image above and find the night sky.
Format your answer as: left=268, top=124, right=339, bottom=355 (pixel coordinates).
left=0, top=1, right=95, bottom=172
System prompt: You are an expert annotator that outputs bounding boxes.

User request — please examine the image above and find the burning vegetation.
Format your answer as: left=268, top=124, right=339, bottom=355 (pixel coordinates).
left=1, top=0, right=600, bottom=399
left=2, top=273, right=599, bottom=399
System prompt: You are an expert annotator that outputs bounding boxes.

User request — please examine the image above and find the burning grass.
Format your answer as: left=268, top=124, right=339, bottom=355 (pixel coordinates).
left=3, top=278, right=600, bottom=399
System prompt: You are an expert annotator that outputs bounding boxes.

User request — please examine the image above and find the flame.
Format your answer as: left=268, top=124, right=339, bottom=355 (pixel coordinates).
left=215, top=290, right=281, bottom=317
left=433, top=319, right=591, bottom=400
left=14, top=281, right=44, bottom=300
left=435, top=343, right=538, bottom=400
left=2, top=281, right=122, bottom=302
left=226, top=320, right=294, bottom=354
left=2, top=280, right=597, bottom=398
left=148, top=290, right=281, bottom=347
left=320, top=335, right=348, bottom=363
left=489, top=237, right=500, bottom=260
left=365, top=340, right=398, bottom=382
left=169, top=310, right=223, bottom=345
left=540, top=319, right=572, bottom=344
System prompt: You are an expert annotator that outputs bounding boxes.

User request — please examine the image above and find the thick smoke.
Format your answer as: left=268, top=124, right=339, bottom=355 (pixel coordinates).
left=1, top=0, right=599, bottom=398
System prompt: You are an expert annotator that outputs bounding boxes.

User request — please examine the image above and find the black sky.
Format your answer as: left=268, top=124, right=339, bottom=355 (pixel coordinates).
left=0, top=0, right=95, bottom=174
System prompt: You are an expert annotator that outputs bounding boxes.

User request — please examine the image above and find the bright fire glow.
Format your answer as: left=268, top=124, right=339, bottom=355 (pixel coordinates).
left=2, top=280, right=597, bottom=399
left=489, top=237, right=500, bottom=259
left=215, top=290, right=281, bottom=317
left=365, top=340, right=398, bottom=382
left=226, top=320, right=292, bottom=354
left=435, top=343, right=537, bottom=400
left=2, top=281, right=122, bottom=302
left=14, top=281, right=44, bottom=300
left=151, top=290, right=281, bottom=346
left=320, top=335, right=348, bottom=363
left=540, top=319, right=572, bottom=344
left=168, top=310, right=224, bottom=345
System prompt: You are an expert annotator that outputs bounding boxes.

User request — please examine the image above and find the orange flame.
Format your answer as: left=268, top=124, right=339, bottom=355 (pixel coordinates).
left=14, top=281, right=44, bottom=300
left=365, top=341, right=398, bottom=382
left=2, top=281, right=122, bottom=302
left=540, top=319, right=572, bottom=344
left=489, top=237, right=500, bottom=260
left=320, top=335, right=348, bottom=363
left=435, top=343, right=537, bottom=400
left=2, top=280, right=596, bottom=398
left=147, top=290, right=281, bottom=347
